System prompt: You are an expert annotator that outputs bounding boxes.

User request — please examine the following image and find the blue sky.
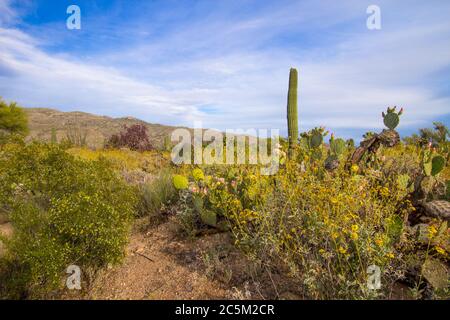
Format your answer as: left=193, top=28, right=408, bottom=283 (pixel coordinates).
left=0, top=0, right=449, bottom=140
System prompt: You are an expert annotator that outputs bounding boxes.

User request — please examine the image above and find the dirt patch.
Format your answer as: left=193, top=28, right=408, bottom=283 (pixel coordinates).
left=0, top=223, right=13, bottom=257
left=60, top=217, right=303, bottom=300
left=74, top=219, right=231, bottom=299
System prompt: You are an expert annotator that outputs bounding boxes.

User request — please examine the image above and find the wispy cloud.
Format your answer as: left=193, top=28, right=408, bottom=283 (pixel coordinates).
left=0, top=0, right=449, bottom=139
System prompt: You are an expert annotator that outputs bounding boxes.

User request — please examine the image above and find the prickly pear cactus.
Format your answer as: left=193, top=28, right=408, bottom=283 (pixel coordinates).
left=382, top=106, right=403, bottom=130
left=310, top=133, right=323, bottom=148
left=423, top=150, right=446, bottom=177
left=431, top=155, right=445, bottom=176
left=173, top=175, right=188, bottom=190
left=330, top=138, right=346, bottom=156
left=200, top=210, right=217, bottom=227
left=422, top=200, right=450, bottom=221
left=397, top=174, right=412, bottom=192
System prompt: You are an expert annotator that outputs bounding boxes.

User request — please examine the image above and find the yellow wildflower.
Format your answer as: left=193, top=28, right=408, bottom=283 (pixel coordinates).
left=435, top=246, right=446, bottom=256
left=375, top=237, right=384, bottom=247
left=351, top=224, right=359, bottom=232
left=338, top=246, right=347, bottom=254
left=428, top=225, right=437, bottom=238
left=350, top=164, right=359, bottom=173
left=379, top=187, right=390, bottom=197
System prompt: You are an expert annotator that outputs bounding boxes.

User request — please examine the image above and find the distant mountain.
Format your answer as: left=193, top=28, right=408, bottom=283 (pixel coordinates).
left=25, top=108, right=185, bottom=149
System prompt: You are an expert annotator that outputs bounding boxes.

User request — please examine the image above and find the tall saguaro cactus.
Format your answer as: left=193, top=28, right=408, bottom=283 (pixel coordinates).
left=287, top=68, right=299, bottom=157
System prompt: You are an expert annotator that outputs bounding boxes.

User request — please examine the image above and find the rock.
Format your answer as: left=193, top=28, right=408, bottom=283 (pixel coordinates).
left=422, top=258, right=449, bottom=290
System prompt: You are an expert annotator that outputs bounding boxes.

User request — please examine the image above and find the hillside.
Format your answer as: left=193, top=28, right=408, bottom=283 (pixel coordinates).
left=25, top=108, right=183, bottom=149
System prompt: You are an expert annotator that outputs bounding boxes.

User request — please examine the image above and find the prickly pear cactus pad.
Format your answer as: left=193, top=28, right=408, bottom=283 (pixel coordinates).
left=383, top=112, right=399, bottom=130
left=330, top=138, right=346, bottom=156
left=382, top=106, right=402, bottom=130
left=310, top=133, right=323, bottom=148
left=431, top=155, right=445, bottom=176
left=173, top=174, right=188, bottom=190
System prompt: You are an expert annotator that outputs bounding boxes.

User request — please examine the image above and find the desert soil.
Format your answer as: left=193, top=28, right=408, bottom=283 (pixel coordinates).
left=70, top=218, right=254, bottom=300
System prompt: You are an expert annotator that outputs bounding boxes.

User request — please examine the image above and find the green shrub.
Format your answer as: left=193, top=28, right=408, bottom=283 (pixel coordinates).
left=0, top=98, right=28, bottom=136
left=137, top=169, right=177, bottom=218
left=0, top=141, right=137, bottom=298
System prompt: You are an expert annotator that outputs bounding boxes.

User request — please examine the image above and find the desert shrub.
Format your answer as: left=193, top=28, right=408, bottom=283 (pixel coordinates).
left=0, top=141, right=137, bottom=298
left=137, top=169, right=177, bottom=218
left=173, top=145, right=446, bottom=298
left=68, top=147, right=170, bottom=172
left=0, top=98, right=28, bottom=136
left=232, top=162, right=413, bottom=299
left=106, top=124, right=153, bottom=151
left=0, top=99, right=28, bottom=146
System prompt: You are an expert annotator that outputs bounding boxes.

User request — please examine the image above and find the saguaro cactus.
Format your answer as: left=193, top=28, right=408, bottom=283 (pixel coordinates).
left=287, top=68, right=299, bottom=157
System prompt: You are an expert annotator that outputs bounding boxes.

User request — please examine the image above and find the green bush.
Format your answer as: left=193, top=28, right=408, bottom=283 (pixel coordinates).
left=0, top=141, right=137, bottom=298
left=0, top=98, right=28, bottom=136
left=137, top=169, right=177, bottom=218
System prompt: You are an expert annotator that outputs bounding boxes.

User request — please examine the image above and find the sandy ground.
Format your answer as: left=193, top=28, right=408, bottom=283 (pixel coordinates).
left=78, top=219, right=239, bottom=300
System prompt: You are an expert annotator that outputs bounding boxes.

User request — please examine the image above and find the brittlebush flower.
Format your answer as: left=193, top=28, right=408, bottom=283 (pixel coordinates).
left=351, top=232, right=359, bottom=240
left=428, top=225, right=437, bottom=238
left=351, top=164, right=359, bottom=173
left=435, top=246, right=446, bottom=256
left=379, top=187, right=390, bottom=197
left=338, top=246, right=347, bottom=254
left=375, top=237, right=384, bottom=247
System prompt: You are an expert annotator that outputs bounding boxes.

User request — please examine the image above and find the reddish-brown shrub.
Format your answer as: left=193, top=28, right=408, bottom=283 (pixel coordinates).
left=106, top=124, right=153, bottom=151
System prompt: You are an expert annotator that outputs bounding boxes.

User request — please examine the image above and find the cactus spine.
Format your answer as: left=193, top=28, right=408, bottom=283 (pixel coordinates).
left=287, top=68, right=299, bottom=157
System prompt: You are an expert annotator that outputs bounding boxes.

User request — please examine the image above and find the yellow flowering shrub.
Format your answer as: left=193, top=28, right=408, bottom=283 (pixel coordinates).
left=0, top=142, right=137, bottom=298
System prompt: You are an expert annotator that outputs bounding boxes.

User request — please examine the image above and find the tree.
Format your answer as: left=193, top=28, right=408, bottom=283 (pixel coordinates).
left=0, top=98, right=29, bottom=136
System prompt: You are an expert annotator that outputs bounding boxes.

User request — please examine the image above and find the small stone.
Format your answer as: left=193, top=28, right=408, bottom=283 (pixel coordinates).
left=422, top=258, right=449, bottom=290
